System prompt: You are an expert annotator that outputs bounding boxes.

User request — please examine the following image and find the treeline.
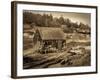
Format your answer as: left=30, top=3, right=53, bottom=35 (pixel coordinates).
left=23, top=12, right=90, bottom=33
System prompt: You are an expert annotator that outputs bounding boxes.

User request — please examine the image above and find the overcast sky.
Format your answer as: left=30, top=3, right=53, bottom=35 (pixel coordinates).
left=24, top=10, right=91, bottom=26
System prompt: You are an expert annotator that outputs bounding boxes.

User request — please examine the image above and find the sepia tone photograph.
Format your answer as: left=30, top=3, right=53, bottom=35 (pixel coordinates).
left=23, top=10, right=91, bottom=69
left=11, top=1, right=97, bottom=78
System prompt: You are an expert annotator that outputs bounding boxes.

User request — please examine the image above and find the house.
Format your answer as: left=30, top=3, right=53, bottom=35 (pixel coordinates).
left=23, top=24, right=36, bottom=50
left=24, top=24, right=32, bottom=29
left=33, top=27, right=66, bottom=53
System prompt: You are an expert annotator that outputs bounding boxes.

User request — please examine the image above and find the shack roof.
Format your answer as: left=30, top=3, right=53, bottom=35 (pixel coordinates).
left=37, top=27, right=66, bottom=40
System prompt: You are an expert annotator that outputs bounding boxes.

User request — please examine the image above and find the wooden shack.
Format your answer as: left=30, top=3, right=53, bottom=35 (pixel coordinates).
left=33, top=27, right=66, bottom=53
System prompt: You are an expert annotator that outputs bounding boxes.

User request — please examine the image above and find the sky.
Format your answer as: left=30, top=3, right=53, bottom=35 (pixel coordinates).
left=24, top=10, right=91, bottom=26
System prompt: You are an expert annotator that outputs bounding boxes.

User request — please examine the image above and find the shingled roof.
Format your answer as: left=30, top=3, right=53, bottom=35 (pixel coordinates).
left=37, top=27, right=65, bottom=40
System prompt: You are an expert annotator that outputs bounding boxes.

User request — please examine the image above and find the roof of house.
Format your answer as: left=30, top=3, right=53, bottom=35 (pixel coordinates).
left=24, top=29, right=35, bottom=33
left=37, top=27, right=66, bottom=40
left=23, top=24, right=36, bottom=33
left=24, top=24, right=32, bottom=29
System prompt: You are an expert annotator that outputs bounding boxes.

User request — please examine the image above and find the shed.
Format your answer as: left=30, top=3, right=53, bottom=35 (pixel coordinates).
left=33, top=27, right=66, bottom=52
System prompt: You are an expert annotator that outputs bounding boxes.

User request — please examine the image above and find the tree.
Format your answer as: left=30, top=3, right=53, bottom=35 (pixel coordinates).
left=58, top=16, right=65, bottom=25
left=23, top=12, right=36, bottom=24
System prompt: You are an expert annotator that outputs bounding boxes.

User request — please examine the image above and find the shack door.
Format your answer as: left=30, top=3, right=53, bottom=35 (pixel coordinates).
left=58, top=40, right=62, bottom=50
